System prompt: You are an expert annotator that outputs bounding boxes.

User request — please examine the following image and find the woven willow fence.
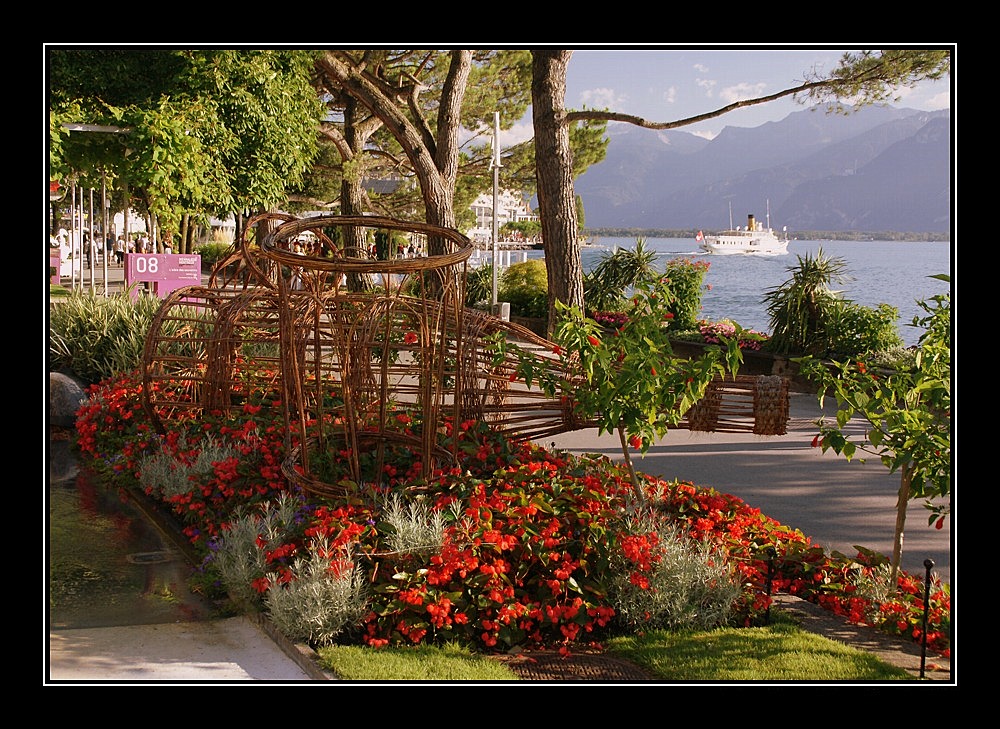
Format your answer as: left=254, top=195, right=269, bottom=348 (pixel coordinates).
left=141, top=214, right=789, bottom=500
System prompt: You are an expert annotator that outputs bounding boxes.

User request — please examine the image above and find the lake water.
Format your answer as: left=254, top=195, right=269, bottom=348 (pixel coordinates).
left=516, top=238, right=952, bottom=347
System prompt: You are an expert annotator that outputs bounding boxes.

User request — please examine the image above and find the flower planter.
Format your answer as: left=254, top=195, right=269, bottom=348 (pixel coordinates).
left=669, top=338, right=816, bottom=392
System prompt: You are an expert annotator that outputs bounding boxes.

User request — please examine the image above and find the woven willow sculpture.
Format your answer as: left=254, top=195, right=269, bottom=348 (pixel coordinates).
left=141, top=214, right=789, bottom=500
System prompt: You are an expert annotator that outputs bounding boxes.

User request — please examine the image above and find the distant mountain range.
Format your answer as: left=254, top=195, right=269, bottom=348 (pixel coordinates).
left=574, top=104, right=952, bottom=234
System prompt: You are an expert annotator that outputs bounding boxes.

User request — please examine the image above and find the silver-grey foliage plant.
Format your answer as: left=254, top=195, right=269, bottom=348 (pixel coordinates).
left=610, top=514, right=740, bottom=632
left=382, top=493, right=461, bottom=556
left=139, top=434, right=251, bottom=500
left=210, top=493, right=303, bottom=611
left=264, top=538, right=368, bottom=646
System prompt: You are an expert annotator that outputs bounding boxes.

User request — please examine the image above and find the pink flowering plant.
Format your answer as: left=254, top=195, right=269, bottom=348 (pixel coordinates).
left=699, top=319, right=771, bottom=351
left=590, top=310, right=630, bottom=329
left=661, top=257, right=711, bottom=329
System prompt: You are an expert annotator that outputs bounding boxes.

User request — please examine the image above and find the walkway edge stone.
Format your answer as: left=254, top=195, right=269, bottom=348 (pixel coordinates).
left=247, top=613, right=338, bottom=681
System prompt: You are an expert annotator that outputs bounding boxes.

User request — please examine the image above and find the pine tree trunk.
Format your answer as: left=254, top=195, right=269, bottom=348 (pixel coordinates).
left=531, top=50, right=584, bottom=337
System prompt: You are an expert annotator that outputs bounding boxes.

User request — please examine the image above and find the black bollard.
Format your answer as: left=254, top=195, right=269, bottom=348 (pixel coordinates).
left=920, top=559, right=934, bottom=679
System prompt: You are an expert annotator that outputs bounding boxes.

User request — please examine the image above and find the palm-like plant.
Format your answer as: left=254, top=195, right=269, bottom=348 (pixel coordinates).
left=465, top=263, right=495, bottom=307
left=763, top=248, right=852, bottom=355
left=584, top=238, right=661, bottom=313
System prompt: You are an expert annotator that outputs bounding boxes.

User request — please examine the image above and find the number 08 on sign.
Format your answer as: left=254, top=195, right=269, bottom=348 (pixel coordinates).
left=125, top=253, right=202, bottom=300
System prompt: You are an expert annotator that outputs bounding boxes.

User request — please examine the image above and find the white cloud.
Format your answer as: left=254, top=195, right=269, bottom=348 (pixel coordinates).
left=894, top=83, right=951, bottom=112
left=719, top=81, right=769, bottom=105
left=579, top=87, right=623, bottom=110
left=662, top=86, right=677, bottom=105
left=923, top=90, right=950, bottom=111
left=693, top=63, right=709, bottom=74
left=499, top=120, right=534, bottom=147
left=695, top=78, right=716, bottom=98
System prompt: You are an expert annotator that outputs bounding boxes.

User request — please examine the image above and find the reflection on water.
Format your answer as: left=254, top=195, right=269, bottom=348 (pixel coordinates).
left=48, top=441, right=218, bottom=630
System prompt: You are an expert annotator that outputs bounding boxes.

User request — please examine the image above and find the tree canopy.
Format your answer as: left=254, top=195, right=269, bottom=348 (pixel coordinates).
left=48, top=47, right=950, bottom=309
left=48, top=49, right=324, bottom=238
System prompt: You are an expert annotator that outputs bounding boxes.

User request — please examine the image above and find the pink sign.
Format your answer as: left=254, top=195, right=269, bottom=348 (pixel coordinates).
left=124, top=253, right=202, bottom=300
left=49, top=250, right=61, bottom=285
left=125, top=253, right=202, bottom=282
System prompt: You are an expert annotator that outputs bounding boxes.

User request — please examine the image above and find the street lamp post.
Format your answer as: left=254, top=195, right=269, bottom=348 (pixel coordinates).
left=491, top=111, right=501, bottom=308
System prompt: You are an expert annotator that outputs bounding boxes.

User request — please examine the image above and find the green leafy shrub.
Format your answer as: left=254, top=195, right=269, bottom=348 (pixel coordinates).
left=763, top=248, right=850, bottom=355
left=661, top=258, right=710, bottom=330
left=194, top=242, right=232, bottom=269
left=499, top=259, right=548, bottom=319
left=465, top=263, right=495, bottom=307
left=762, top=248, right=905, bottom=359
left=48, top=289, right=166, bottom=385
left=582, top=246, right=709, bottom=332
left=825, top=301, right=904, bottom=358
left=584, top=239, right=660, bottom=313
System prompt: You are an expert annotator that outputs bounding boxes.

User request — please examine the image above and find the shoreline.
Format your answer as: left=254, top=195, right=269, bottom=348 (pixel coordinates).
left=584, top=230, right=951, bottom=243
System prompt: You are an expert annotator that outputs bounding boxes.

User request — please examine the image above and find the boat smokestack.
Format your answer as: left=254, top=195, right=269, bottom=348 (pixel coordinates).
left=747, top=214, right=756, bottom=232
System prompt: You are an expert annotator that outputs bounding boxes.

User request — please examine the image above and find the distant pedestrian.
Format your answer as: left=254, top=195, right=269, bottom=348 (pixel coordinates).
left=114, top=236, right=126, bottom=266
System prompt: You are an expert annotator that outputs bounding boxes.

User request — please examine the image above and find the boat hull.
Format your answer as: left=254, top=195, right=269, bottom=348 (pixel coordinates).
left=699, top=233, right=788, bottom=256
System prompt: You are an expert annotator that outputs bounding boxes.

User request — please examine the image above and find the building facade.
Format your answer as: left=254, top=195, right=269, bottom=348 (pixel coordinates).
left=466, top=189, right=538, bottom=243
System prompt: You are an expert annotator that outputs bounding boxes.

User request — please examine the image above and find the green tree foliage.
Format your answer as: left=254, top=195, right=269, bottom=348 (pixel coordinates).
left=801, top=50, right=951, bottom=112
left=312, top=51, right=538, bottom=233
left=48, top=49, right=324, bottom=237
left=500, top=220, right=541, bottom=239
left=796, top=276, right=951, bottom=582
left=495, top=281, right=743, bottom=493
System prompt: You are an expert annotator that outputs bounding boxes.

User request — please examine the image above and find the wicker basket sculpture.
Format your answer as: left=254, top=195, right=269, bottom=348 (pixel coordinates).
left=141, top=214, right=789, bottom=501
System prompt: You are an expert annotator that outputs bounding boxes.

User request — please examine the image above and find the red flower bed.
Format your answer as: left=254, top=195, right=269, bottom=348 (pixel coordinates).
left=72, top=370, right=950, bottom=657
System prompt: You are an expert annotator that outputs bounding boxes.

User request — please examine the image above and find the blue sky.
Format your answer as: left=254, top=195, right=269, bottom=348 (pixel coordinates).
left=499, top=46, right=952, bottom=145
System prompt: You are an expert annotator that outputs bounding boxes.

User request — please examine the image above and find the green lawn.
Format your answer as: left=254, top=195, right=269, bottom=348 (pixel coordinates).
left=315, top=613, right=914, bottom=682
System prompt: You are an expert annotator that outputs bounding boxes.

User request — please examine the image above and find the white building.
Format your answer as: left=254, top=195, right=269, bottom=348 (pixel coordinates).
left=466, top=189, right=537, bottom=243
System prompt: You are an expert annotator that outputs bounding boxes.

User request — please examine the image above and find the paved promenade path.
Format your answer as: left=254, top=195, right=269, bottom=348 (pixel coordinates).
left=547, top=392, right=951, bottom=585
